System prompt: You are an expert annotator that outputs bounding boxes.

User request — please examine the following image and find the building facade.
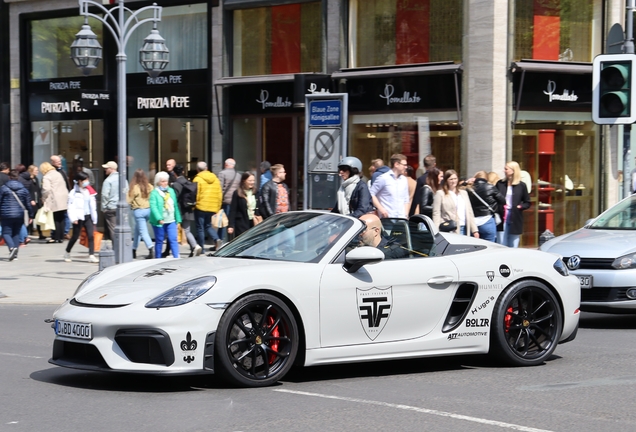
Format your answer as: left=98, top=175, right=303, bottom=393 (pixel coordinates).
left=1, top=0, right=630, bottom=246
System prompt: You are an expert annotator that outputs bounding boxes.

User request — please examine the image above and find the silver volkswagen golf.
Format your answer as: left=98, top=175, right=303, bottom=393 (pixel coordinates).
left=541, top=195, right=636, bottom=313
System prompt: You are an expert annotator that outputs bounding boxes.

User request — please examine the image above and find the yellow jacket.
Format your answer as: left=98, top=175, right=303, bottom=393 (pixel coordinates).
left=194, top=170, right=222, bottom=213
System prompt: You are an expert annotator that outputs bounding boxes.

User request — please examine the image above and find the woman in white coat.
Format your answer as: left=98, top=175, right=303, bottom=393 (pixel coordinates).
left=432, top=169, right=479, bottom=237
left=64, top=172, right=98, bottom=263
left=40, top=161, right=69, bottom=243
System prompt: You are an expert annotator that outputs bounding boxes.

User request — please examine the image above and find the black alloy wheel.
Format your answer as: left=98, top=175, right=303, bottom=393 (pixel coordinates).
left=215, top=293, right=299, bottom=387
left=490, top=280, right=562, bottom=366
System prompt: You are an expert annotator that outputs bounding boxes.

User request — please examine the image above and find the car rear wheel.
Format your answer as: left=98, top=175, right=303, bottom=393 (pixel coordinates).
left=215, top=293, right=298, bottom=387
left=490, top=280, right=562, bottom=366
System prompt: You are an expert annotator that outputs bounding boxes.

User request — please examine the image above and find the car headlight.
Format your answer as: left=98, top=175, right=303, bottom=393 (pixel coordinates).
left=553, top=259, right=569, bottom=276
left=145, top=276, right=217, bottom=308
left=612, top=253, right=636, bottom=269
left=73, top=270, right=103, bottom=296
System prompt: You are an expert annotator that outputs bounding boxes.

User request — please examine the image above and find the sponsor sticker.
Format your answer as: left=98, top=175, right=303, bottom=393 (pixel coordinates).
left=357, top=287, right=393, bottom=341
left=499, top=265, right=511, bottom=278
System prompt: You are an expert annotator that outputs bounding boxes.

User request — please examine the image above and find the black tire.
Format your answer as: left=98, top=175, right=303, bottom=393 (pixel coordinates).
left=490, top=280, right=562, bottom=366
left=215, top=293, right=299, bottom=387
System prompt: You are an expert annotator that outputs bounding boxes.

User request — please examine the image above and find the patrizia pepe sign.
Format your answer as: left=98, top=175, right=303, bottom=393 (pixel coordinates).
left=379, top=83, right=421, bottom=106
left=543, top=80, right=578, bottom=102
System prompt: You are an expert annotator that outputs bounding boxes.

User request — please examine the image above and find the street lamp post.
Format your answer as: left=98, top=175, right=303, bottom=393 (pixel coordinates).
left=70, top=0, right=169, bottom=264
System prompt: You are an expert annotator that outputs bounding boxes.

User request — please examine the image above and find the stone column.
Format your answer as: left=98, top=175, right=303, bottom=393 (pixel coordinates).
left=462, top=0, right=509, bottom=178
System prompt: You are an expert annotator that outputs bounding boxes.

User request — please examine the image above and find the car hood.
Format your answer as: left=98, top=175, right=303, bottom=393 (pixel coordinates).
left=75, top=257, right=282, bottom=306
left=541, top=228, right=636, bottom=258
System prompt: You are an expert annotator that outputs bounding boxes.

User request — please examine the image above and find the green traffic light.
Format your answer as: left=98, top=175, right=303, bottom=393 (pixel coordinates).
left=599, top=61, right=631, bottom=117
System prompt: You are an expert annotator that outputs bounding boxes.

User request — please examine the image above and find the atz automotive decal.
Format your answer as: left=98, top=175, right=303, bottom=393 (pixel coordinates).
left=447, top=331, right=488, bottom=340
left=181, top=332, right=197, bottom=363
left=357, top=286, right=392, bottom=341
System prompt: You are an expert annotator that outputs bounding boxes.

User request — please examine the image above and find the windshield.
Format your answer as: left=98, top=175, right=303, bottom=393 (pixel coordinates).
left=214, top=212, right=355, bottom=262
left=589, top=195, right=636, bottom=230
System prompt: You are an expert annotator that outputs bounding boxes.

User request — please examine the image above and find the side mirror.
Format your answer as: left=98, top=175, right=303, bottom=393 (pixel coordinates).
left=343, top=247, right=385, bottom=273
left=583, top=218, right=596, bottom=228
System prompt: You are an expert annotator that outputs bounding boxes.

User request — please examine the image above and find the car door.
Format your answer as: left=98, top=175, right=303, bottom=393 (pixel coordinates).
left=319, top=255, right=460, bottom=347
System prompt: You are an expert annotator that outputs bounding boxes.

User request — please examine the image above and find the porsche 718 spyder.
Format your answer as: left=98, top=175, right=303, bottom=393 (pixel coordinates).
left=49, top=212, right=580, bottom=387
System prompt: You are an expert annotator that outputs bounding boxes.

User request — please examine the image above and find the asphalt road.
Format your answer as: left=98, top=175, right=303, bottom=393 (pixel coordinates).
left=1, top=306, right=636, bottom=432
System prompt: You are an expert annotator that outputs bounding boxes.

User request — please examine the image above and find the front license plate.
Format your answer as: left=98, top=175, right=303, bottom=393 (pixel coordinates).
left=577, top=275, right=593, bottom=289
left=55, top=320, right=92, bottom=340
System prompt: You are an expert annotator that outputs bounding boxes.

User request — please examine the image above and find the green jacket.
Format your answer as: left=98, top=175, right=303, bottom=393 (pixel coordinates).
left=149, top=187, right=182, bottom=227
left=194, top=170, right=222, bottom=213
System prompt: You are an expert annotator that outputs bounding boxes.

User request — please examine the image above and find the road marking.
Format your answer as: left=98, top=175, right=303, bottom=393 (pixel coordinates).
left=0, top=352, right=44, bottom=359
left=273, top=389, right=553, bottom=432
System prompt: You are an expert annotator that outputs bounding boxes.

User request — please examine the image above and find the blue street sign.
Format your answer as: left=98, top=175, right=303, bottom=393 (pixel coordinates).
left=308, top=100, right=342, bottom=127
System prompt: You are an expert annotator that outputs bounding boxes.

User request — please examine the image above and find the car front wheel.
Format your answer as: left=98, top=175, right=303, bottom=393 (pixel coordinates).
left=490, top=280, right=562, bottom=366
left=215, top=293, right=299, bottom=387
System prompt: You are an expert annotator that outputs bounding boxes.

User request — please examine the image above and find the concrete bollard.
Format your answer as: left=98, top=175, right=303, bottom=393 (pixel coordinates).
left=99, top=240, right=116, bottom=270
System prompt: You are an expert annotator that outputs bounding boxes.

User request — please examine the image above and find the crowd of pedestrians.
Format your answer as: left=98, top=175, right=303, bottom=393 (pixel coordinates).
left=0, top=150, right=532, bottom=262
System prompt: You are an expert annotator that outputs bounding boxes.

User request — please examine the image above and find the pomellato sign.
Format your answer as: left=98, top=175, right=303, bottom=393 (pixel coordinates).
left=255, top=89, right=292, bottom=109
left=513, top=71, right=591, bottom=110
left=347, top=74, right=457, bottom=112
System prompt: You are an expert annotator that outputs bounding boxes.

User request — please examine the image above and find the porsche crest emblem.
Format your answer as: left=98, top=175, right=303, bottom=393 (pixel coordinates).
left=486, top=271, right=495, bottom=281
left=357, top=286, right=393, bottom=341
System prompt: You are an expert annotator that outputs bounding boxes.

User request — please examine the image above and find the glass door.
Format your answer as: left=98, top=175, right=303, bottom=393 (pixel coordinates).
left=158, top=118, right=208, bottom=179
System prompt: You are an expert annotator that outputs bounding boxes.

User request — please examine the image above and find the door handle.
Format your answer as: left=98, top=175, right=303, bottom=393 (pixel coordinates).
left=428, top=276, right=454, bottom=285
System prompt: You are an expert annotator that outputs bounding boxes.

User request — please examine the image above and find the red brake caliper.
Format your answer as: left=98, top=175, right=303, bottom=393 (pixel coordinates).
left=267, top=315, right=279, bottom=364
left=504, top=307, right=514, bottom=333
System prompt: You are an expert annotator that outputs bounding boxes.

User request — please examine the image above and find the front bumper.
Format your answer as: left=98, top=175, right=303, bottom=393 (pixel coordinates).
left=49, top=300, right=223, bottom=374
left=570, top=268, right=636, bottom=313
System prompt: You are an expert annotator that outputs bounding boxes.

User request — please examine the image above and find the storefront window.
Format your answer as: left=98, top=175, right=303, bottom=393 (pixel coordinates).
left=349, top=113, right=461, bottom=179
left=514, top=0, right=601, bottom=62
left=349, top=0, right=462, bottom=68
left=128, top=117, right=207, bottom=181
left=232, top=2, right=322, bottom=76
left=30, top=16, right=104, bottom=79
left=512, top=120, right=597, bottom=247
left=125, top=4, right=208, bottom=73
left=32, top=120, right=104, bottom=186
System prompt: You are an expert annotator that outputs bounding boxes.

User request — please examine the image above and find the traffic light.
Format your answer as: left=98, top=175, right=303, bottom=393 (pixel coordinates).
left=593, top=54, right=636, bottom=125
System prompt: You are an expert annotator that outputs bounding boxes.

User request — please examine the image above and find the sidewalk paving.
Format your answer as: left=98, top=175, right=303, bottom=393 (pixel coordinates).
left=0, top=237, right=194, bottom=305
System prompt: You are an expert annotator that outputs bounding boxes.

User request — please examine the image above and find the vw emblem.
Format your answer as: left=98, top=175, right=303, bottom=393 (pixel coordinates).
left=567, top=255, right=581, bottom=270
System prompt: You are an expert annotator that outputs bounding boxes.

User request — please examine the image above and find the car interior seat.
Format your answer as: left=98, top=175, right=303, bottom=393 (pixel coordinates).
left=380, top=218, right=411, bottom=250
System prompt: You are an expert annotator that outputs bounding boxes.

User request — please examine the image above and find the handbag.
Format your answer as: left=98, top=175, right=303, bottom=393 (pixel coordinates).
left=79, top=227, right=103, bottom=251
left=469, top=188, right=502, bottom=225
left=35, top=207, right=55, bottom=231
left=439, top=219, right=457, bottom=232
left=10, top=190, right=29, bottom=226
left=211, top=209, right=229, bottom=229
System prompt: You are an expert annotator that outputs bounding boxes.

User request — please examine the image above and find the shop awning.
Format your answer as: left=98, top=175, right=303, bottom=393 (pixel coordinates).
left=510, top=60, right=592, bottom=128
left=332, top=61, right=462, bottom=79
left=213, top=74, right=295, bottom=86
left=510, top=60, right=592, bottom=75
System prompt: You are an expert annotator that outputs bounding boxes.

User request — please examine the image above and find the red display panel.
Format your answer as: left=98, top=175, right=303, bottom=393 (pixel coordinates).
left=271, top=4, right=302, bottom=74
left=396, top=0, right=430, bottom=64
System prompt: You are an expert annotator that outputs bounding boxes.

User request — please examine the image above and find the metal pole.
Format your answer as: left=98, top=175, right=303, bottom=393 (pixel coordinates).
left=114, top=0, right=132, bottom=264
left=625, top=1, right=635, bottom=199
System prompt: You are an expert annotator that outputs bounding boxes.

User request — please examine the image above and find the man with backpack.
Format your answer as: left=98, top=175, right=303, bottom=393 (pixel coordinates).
left=172, top=165, right=202, bottom=257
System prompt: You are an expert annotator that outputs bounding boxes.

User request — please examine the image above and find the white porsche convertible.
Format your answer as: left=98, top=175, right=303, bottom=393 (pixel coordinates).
left=49, top=212, right=580, bottom=387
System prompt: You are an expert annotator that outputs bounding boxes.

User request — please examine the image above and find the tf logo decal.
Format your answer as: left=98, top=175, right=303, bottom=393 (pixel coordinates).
left=357, top=287, right=392, bottom=341
left=181, top=332, right=197, bottom=363
left=486, top=271, right=495, bottom=281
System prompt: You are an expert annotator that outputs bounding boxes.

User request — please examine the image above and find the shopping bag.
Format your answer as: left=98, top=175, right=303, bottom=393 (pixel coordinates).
left=211, top=209, right=228, bottom=229
left=79, top=227, right=103, bottom=251
left=35, top=207, right=55, bottom=231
